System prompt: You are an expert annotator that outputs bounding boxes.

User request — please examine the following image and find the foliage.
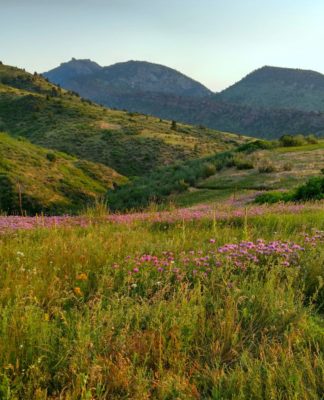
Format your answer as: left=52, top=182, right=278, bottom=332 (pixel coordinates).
left=279, top=134, right=319, bottom=147
left=254, top=191, right=293, bottom=204
left=255, top=176, right=324, bottom=204
left=294, top=176, right=324, bottom=201
left=236, top=139, right=275, bottom=153
left=107, top=151, right=234, bottom=211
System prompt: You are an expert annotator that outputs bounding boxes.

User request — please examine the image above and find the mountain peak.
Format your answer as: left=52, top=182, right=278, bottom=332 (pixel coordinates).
left=44, top=58, right=212, bottom=98
left=43, top=58, right=102, bottom=86
left=217, top=65, right=324, bottom=112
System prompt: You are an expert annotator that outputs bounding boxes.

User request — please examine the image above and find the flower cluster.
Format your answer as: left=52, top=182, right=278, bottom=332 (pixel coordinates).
left=1, top=201, right=322, bottom=233
left=123, top=238, right=310, bottom=280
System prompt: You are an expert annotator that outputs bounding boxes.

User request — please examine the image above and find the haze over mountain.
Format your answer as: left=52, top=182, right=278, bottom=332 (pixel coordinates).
left=44, top=59, right=212, bottom=103
left=216, top=66, right=324, bottom=112
left=43, top=59, right=324, bottom=138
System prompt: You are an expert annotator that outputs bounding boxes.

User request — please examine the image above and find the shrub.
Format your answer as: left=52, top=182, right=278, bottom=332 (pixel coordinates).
left=202, top=163, right=216, bottom=177
left=282, top=162, right=293, bottom=171
left=171, top=120, right=177, bottom=131
left=255, top=176, right=324, bottom=204
left=233, top=155, right=254, bottom=170
left=279, top=134, right=305, bottom=147
left=255, top=191, right=293, bottom=204
left=305, top=134, right=318, bottom=144
left=46, top=152, right=57, bottom=162
left=237, top=140, right=274, bottom=153
left=257, top=159, right=276, bottom=173
left=293, top=176, right=324, bottom=201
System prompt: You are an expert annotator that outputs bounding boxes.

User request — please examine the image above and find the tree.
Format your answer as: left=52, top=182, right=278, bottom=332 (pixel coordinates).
left=171, top=120, right=177, bottom=131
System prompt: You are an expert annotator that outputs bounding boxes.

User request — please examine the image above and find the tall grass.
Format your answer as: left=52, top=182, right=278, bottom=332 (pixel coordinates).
left=0, top=210, right=323, bottom=399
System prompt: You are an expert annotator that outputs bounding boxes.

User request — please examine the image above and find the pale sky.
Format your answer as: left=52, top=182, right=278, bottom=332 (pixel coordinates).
left=1, top=0, right=324, bottom=91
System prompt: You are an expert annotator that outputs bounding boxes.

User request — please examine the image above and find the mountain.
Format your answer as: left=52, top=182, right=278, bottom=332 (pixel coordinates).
left=217, top=66, right=324, bottom=112
left=43, top=60, right=324, bottom=139
left=0, top=132, right=126, bottom=214
left=43, top=59, right=213, bottom=105
left=43, top=58, right=102, bottom=87
left=0, top=63, right=245, bottom=178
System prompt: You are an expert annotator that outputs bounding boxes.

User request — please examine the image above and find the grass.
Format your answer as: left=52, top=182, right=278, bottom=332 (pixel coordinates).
left=0, top=206, right=323, bottom=399
left=275, top=140, right=324, bottom=153
left=108, top=142, right=324, bottom=211
left=170, top=144, right=324, bottom=207
left=0, top=63, right=248, bottom=178
left=0, top=132, right=127, bottom=214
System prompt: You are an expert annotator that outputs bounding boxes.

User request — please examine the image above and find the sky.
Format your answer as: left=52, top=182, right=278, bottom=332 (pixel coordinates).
left=1, top=0, right=324, bottom=91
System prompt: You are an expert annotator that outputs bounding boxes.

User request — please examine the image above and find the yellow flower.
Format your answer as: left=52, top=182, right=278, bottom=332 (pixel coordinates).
left=74, top=287, right=83, bottom=296
left=76, top=273, right=88, bottom=281
left=44, top=313, right=50, bottom=321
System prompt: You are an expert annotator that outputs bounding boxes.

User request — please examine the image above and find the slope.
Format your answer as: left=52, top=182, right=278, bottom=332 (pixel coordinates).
left=108, top=139, right=324, bottom=210
left=0, top=63, right=245, bottom=177
left=43, top=61, right=324, bottom=139
left=0, top=132, right=126, bottom=214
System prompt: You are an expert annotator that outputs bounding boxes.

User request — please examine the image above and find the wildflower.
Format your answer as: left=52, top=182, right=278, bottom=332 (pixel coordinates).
left=76, top=273, right=88, bottom=281
left=17, top=251, right=25, bottom=257
left=74, top=287, right=83, bottom=296
left=209, top=238, right=216, bottom=243
left=131, top=283, right=137, bottom=289
left=133, top=267, right=139, bottom=273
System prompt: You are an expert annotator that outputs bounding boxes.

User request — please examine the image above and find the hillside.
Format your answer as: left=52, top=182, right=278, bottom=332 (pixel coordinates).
left=0, top=132, right=126, bottom=214
left=0, top=63, right=245, bottom=177
left=110, top=92, right=324, bottom=139
left=217, top=66, right=324, bottom=112
left=108, top=138, right=324, bottom=210
left=43, top=60, right=324, bottom=138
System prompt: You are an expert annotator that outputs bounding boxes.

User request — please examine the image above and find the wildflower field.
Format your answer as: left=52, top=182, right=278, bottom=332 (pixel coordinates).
left=0, top=203, right=324, bottom=399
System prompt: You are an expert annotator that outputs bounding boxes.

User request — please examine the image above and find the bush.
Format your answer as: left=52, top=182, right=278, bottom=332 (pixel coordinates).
left=279, top=134, right=305, bottom=147
left=237, top=140, right=274, bottom=153
left=305, top=134, right=318, bottom=144
left=294, top=176, right=324, bottom=201
left=254, top=191, right=293, bottom=204
left=257, top=159, right=276, bottom=173
left=202, top=162, right=216, bottom=177
left=233, top=155, right=254, bottom=170
left=46, top=152, right=57, bottom=162
left=255, top=176, right=324, bottom=204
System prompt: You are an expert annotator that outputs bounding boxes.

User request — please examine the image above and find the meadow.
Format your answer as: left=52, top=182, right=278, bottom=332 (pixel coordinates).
left=0, top=202, right=323, bottom=399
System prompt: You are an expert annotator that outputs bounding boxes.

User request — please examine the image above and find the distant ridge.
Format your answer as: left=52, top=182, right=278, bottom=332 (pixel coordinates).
left=217, top=66, right=324, bottom=112
left=43, top=59, right=324, bottom=138
left=44, top=58, right=213, bottom=100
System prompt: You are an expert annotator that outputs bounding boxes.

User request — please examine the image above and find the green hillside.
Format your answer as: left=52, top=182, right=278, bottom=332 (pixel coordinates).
left=0, top=63, right=247, bottom=177
left=0, top=132, right=126, bottom=214
left=108, top=139, right=324, bottom=210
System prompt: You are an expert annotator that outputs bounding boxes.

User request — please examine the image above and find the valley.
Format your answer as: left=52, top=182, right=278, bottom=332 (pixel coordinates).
left=0, top=56, right=323, bottom=400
